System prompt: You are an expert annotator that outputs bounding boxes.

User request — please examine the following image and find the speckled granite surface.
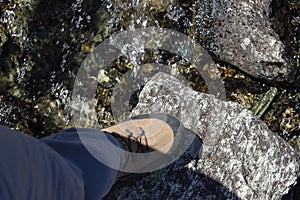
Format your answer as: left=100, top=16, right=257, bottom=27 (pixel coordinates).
left=105, top=72, right=299, bottom=200
left=212, top=0, right=296, bottom=82
left=108, top=0, right=297, bottom=82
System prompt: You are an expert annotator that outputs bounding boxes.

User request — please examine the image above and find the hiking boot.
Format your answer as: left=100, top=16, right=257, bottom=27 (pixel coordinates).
left=102, top=113, right=202, bottom=179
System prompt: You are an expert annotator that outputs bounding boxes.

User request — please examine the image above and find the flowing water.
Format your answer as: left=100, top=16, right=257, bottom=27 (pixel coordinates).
left=0, top=0, right=299, bottom=135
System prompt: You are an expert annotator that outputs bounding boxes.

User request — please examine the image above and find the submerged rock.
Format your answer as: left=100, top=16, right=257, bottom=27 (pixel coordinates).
left=106, top=72, right=299, bottom=199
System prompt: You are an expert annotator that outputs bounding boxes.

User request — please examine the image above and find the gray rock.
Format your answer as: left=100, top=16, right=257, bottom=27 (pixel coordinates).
left=212, top=0, right=296, bottom=82
left=109, top=0, right=297, bottom=82
left=0, top=0, right=297, bottom=134
left=106, top=72, right=299, bottom=200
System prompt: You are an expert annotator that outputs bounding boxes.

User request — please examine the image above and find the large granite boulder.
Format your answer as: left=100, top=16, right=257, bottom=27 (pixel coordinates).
left=105, top=72, right=299, bottom=199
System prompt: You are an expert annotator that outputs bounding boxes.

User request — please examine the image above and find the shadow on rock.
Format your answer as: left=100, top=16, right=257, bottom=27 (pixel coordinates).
left=104, top=158, right=241, bottom=200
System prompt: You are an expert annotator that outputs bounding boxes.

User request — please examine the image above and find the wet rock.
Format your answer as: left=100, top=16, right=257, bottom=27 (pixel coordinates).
left=0, top=0, right=298, bottom=134
left=0, top=93, right=42, bottom=136
left=108, top=0, right=297, bottom=82
left=0, top=0, right=97, bottom=134
left=108, top=72, right=299, bottom=199
left=212, top=0, right=296, bottom=82
left=271, top=0, right=300, bottom=71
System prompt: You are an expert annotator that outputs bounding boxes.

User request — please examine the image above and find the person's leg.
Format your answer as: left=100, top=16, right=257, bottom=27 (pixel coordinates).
left=0, top=115, right=200, bottom=199
left=40, top=128, right=125, bottom=200
left=0, top=126, right=84, bottom=200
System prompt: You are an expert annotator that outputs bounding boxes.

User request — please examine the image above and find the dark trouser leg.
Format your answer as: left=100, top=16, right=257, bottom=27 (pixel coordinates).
left=0, top=126, right=84, bottom=200
left=41, top=128, right=124, bottom=199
